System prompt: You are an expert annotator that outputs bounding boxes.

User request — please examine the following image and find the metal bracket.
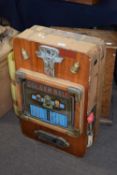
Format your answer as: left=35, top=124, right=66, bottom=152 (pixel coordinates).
left=17, top=114, right=29, bottom=120
left=16, top=70, right=26, bottom=79
left=67, top=128, right=80, bottom=137
left=36, top=45, right=63, bottom=77
left=68, top=87, right=82, bottom=103
left=16, top=70, right=26, bottom=83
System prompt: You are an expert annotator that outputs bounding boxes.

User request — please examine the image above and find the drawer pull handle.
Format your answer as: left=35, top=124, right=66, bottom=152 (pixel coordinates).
left=35, top=130, right=70, bottom=148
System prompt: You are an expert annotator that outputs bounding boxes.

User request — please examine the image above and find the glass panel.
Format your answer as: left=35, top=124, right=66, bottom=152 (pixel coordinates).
left=22, top=80, right=75, bottom=129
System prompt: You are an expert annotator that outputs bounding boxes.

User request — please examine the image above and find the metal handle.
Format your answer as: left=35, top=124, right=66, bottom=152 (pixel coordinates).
left=35, top=130, right=70, bottom=148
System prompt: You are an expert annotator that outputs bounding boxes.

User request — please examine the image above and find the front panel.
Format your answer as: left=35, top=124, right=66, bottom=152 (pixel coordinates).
left=16, top=69, right=85, bottom=137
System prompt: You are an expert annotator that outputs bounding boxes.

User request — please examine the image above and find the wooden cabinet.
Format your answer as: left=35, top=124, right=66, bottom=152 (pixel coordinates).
left=13, top=25, right=105, bottom=156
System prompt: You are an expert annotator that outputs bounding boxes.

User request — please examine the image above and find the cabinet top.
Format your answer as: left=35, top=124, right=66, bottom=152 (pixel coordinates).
left=15, top=25, right=105, bottom=59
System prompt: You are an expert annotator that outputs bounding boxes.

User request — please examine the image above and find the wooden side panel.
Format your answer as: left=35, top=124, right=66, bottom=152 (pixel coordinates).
left=101, top=48, right=116, bottom=118
left=94, top=53, right=105, bottom=135
left=87, top=56, right=99, bottom=114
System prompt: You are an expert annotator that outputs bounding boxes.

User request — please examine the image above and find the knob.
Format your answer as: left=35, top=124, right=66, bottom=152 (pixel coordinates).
left=70, top=62, right=80, bottom=74
left=21, top=48, right=29, bottom=60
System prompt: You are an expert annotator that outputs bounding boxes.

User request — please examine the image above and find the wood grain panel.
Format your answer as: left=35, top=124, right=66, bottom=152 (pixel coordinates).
left=14, top=38, right=90, bottom=87
left=13, top=38, right=33, bottom=70
left=20, top=118, right=87, bottom=157
left=64, top=0, right=99, bottom=5
left=101, top=48, right=116, bottom=118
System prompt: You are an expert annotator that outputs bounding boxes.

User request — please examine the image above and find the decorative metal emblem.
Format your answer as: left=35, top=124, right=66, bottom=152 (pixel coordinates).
left=36, top=45, right=63, bottom=77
